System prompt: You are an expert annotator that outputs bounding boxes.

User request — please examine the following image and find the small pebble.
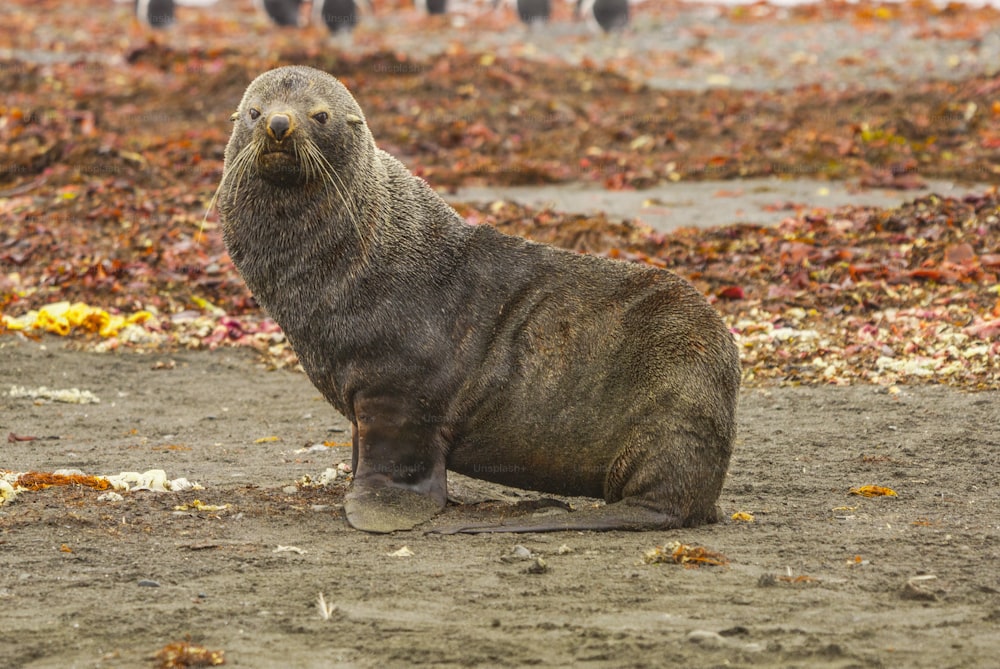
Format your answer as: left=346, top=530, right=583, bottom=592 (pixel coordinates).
left=687, top=630, right=726, bottom=648
left=511, top=544, right=532, bottom=558
left=501, top=544, right=534, bottom=562
left=526, top=557, right=548, bottom=574
left=719, top=625, right=750, bottom=637
left=901, top=576, right=939, bottom=601
left=757, top=573, right=777, bottom=587
left=137, top=579, right=160, bottom=588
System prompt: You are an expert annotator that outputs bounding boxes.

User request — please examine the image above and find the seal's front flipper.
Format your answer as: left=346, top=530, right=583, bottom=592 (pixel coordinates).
left=343, top=397, right=449, bottom=533
left=344, top=486, right=445, bottom=533
left=427, top=499, right=686, bottom=535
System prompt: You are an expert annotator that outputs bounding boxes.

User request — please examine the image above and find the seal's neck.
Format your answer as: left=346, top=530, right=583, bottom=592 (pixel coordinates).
left=220, top=175, right=379, bottom=318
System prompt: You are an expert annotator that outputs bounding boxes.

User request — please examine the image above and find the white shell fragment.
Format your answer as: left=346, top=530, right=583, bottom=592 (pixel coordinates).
left=0, top=479, right=19, bottom=505
left=388, top=546, right=415, bottom=557
left=8, top=385, right=100, bottom=404
left=0, top=468, right=201, bottom=507
left=105, top=470, right=201, bottom=492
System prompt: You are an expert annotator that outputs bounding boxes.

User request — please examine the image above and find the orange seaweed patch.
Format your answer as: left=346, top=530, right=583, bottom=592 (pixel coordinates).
left=15, top=472, right=112, bottom=491
left=155, top=641, right=225, bottom=668
left=644, top=542, right=730, bottom=568
left=849, top=484, right=898, bottom=497
left=672, top=544, right=730, bottom=567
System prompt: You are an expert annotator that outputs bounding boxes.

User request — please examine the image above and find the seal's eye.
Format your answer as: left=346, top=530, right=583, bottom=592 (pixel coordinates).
left=312, top=112, right=329, bottom=125
left=249, top=108, right=261, bottom=120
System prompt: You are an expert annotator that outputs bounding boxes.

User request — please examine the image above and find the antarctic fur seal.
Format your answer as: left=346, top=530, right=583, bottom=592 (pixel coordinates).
left=216, top=65, right=741, bottom=534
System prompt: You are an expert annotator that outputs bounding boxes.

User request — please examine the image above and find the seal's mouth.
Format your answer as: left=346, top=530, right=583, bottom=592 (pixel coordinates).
left=261, top=146, right=293, bottom=156
left=254, top=144, right=304, bottom=186
left=259, top=145, right=298, bottom=166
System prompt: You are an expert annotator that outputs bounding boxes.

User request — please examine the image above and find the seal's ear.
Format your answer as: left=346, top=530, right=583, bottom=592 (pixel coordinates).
left=230, top=112, right=238, bottom=122
left=346, top=114, right=364, bottom=126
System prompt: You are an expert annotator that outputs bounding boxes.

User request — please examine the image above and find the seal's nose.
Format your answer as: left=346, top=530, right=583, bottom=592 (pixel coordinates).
left=268, top=113, right=291, bottom=142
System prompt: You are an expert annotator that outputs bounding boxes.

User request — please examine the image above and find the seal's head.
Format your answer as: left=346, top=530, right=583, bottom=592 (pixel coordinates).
left=222, top=65, right=371, bottom=191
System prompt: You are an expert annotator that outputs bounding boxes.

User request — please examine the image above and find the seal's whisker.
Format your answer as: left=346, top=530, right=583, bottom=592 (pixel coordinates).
left=302, top=140, right=323, bottom=188
left=199, top=185, right=222, bottom=243
left=303, top=140, right=360, bottom=236
left=307, top=140, right=364, bottom=246
left=299, top=140, right=325, bottom=198
left=219, top=143, right=251, bottom=207
left=229, top=140, right=261, bottom=205
left=297, top=139, right=335, bottom=215
left=308, top=142, right=366, bottom=256
left=294, top=140, right=313, bottom=183
left=200, top=141, right=257, bottom=242
left=292, top=141, right=303, bottom=180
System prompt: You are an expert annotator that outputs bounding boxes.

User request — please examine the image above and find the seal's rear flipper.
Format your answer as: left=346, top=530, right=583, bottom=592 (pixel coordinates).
left=426, top=500, right=686, bottom=534
left=344, top=486, right=444, bottom=533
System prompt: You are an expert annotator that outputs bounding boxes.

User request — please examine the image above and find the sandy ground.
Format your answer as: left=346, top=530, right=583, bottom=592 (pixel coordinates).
left=2, top=338, right=998, bottom=668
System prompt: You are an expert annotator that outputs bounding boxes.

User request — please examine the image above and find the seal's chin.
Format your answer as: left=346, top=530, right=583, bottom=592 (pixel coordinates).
left=257, top=150, right=303, bottom=184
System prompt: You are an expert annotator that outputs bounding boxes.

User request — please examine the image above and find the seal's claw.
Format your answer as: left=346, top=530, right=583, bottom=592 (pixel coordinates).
left=344, top=486, right=444, bottom=533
